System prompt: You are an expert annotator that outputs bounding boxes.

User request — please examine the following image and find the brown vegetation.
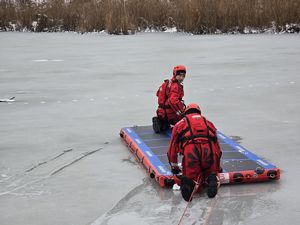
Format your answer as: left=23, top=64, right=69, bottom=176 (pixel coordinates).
left=0, top=0, right=300, bottom=34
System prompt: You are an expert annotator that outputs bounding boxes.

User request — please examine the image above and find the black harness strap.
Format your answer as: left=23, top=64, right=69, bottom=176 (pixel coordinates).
left=180, top=134, right=217, bottom=144
left=182, top=115, right=215, bottom=170
left=185, top=116, right=203, bottom=169
left=159, top=104, right=171, bottom=109
left=178, top=116, right=217, bottom=148
left=163, top=80, right=171, bottom=122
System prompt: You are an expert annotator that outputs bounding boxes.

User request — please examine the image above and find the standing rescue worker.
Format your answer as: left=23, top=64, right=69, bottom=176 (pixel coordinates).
left=152, top=65, right=186, bottom=133
left=168, top=103, right=222, bottom=201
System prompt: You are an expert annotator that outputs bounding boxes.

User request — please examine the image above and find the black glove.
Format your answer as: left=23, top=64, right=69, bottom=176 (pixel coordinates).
left=171, top=166, right=181, bottom=175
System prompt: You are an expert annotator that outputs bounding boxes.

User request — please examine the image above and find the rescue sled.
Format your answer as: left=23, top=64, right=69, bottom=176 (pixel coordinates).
left=120, top=126, right=280, bottom=188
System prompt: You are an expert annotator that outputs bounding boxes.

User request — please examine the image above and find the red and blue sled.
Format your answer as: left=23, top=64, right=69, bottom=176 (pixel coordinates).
left=120, top=126, right=280, bottom=188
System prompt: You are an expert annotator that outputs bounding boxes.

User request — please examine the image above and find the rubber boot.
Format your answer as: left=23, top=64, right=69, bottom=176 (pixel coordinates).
left=162, top=122, right=171, bottom=132
left=152, top=117, right=162, bottom=133
left=207, top=173, right=218, bottom=198
left=180, top=176, right=195, bottom=202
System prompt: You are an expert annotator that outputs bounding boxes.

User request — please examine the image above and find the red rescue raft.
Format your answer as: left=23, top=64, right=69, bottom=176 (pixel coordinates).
left=120, top=126, right=280, bottom=188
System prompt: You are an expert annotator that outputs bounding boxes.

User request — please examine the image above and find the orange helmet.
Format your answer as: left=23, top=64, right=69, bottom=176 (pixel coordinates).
left=185, top=103, right=201, bottom=114
left=173, top=65, right=187, bottom=77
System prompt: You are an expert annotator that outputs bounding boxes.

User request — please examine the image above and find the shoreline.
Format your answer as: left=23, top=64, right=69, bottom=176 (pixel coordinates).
left=1, top=23, right=300, bottom=35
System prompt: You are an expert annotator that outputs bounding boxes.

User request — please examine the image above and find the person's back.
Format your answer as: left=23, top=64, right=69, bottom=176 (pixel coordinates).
left=168, top=103, right=222, bottom=201
left=152, top=65, right=186, bottom=133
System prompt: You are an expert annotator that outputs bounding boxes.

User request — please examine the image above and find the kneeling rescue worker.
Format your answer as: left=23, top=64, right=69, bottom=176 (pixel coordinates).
left=152, top=65, right=186, bottom=133
left=168, top=103, right=222, bottom=201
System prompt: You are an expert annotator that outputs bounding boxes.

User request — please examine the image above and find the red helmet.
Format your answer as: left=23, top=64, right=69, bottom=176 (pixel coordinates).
left=173, top=65, right=187, bottom=77
left=185, top=103, right=201, bottom=114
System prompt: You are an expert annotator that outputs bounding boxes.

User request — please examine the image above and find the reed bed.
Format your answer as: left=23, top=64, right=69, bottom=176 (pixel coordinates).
left=1, top=0, right=299, bottom=34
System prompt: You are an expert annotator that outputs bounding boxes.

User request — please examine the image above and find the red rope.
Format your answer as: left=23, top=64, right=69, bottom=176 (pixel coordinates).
left=177, top=175, right=221, bottom=225
left=177, top=176, right=201, bottom=225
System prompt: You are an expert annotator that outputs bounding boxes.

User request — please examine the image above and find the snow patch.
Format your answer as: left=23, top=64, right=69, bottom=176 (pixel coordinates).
left=164, top=27, right=177, bottom=33
left=172, top=184, right=180, bottom=190
left=32, top=59, right=64, bottom=62
left=32, top=21, right=37, bottom=32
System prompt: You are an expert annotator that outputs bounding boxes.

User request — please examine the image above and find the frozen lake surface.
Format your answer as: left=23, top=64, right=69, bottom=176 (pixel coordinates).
left=0, top=32, right=300, bottom=225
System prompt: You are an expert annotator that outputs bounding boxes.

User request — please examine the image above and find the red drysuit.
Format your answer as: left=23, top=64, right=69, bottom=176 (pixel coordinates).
left=168, top=113, right=222, bottom=186
left=156, top=77, right=185, bottom=125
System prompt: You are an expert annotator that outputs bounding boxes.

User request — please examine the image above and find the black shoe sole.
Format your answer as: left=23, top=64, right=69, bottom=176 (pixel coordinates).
left=180, top=177, right=195, bottom=202
left=207, top=173, right=218, bottom=198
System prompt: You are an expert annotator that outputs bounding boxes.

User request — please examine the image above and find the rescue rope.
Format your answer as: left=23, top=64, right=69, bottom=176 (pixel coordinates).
left=177, top=176, right=201, bottom=225
left=177, top=175, right=221, bottom=225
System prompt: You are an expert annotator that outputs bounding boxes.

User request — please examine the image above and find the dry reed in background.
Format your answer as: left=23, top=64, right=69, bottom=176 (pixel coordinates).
left=0, top=0, right=299, bottom=34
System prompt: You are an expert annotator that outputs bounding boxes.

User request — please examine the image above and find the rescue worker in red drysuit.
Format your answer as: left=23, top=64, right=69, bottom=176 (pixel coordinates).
left=168, top=103, right=222, bottom=201
left=152, top=65, right=186, bottom=133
